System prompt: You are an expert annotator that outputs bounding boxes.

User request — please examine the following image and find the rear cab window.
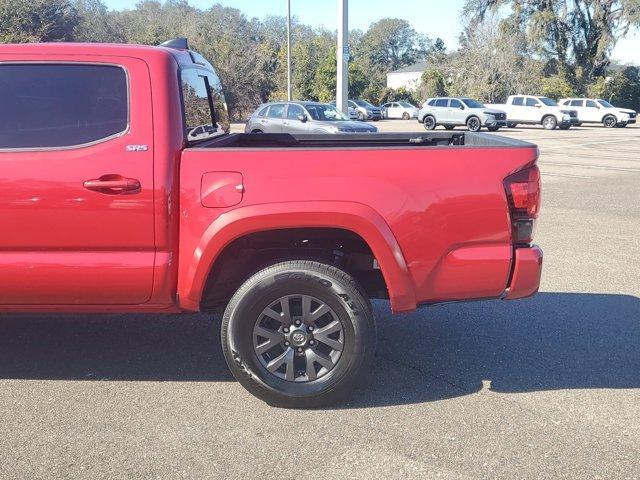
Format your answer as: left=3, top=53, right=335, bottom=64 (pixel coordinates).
left=181, top=66, right=230, bottom=144
left=0, top=64, right=128, bottom=149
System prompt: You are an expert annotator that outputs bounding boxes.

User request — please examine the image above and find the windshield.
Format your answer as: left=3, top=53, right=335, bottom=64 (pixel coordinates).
left=305, top=104, right=350, bottom=121
left=353, top=99, right=376, bottom=109
left=539, top=97, right=558, bottom=106
left=398, top=101, right=415, bottom=108
left=462, top=98, right=485, bottom=108
left=597, top=99, right=614, bottom=108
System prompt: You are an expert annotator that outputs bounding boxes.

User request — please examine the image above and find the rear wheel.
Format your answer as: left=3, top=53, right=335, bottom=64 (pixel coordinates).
left=402, top=112, right=410, bottom=120
left=423, top=115, right=436, bottom=130
left=466, top=116, right=481, bottom=132
left=221, top=260, right=376, bottom=408
left=542, top=115, right=557, bottom=130
left=603, top=115, right=617, bottom=128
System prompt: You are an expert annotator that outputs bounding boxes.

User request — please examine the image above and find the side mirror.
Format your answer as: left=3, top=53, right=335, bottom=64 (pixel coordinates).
left=459, top=105, right=465, bottom=110
left=297, top=114, right=307, bottom=122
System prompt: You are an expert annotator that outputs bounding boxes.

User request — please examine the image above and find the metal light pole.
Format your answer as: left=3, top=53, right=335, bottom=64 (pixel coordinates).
left=286, top=0, right=292, bottom=101
left=336, top=0, right=349, bottom=114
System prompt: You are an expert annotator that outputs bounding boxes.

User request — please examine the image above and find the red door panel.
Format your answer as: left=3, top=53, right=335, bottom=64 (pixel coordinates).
left=0, top=56, right=154, bottom=305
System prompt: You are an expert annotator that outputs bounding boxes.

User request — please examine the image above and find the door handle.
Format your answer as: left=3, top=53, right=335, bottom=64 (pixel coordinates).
left=83, top=175, right=141, bottom=194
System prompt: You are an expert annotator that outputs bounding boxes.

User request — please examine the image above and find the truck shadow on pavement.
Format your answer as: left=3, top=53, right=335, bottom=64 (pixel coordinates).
left=0, top=292, right=637, bottom=409
left=346, top=292, right=640, bottom=408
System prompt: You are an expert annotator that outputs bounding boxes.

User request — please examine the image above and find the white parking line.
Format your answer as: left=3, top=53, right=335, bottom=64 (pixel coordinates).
left=543, top=138, right=640, bottom=150
left=540, top=161, right=640, bottom=172
left=543, top=172, right=594, bottom=179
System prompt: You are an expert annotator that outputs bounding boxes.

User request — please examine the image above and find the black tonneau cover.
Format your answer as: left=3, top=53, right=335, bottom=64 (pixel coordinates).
left=193, top=132, right=536, bottom=150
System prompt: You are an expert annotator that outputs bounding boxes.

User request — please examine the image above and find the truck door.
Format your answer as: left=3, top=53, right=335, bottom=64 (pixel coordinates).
left=524, top=97, right=543, bottom=122
left=0, top=58, right=155, bottom=305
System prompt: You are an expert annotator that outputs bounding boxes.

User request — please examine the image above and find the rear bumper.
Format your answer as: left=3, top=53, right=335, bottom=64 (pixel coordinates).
left=503, top=245, right=543, bottom=300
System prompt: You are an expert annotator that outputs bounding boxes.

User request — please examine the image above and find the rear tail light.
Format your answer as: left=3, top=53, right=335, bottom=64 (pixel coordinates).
left=504, top=166, right=541, bottom=244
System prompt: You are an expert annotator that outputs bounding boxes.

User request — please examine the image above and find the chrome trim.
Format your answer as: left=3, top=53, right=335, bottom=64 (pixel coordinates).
left=0, top=61, right=131, bottom=152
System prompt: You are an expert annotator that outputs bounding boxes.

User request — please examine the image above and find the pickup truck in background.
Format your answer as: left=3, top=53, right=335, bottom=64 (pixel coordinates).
left=559, top=98, right=635, bottom=128
left=0, top=40, right=543, bottom=408
left=488, top=95, right=579, bottom=130
left=418, top=97, right=508, bottom=132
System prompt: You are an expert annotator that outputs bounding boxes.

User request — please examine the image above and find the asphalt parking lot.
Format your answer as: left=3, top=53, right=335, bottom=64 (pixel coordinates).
left=1, top=122, right=639, bottom=479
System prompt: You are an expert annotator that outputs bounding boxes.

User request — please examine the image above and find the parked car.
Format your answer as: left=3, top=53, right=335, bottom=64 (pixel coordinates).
left=330, top=100, right=382, bottom=121
left=380, top=101, right=419, bottom=119
left=488, top=95, right=579, bottom=130
left=328, top=101, right=360, bottom=120
left=0, top=39, right=543, bottom=408
left=245, top=101, right=378, bottom=134
left=418, top=97, right=507, bottom=132
left=559, top=98, right=634, bottom=127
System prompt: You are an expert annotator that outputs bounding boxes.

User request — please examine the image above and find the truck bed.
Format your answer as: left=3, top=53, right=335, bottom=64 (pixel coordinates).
left=194, top=132, right=536, bottom=150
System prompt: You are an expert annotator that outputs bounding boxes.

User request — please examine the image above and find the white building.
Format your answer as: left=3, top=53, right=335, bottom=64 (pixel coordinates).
left=386, top=61, right=427, bottom=91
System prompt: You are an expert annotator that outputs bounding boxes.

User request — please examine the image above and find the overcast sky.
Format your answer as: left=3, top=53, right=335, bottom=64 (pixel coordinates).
left=104, top=0, right=640, bottom=65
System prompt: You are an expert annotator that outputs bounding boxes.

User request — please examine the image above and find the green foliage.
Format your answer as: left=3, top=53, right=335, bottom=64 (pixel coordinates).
left=0, top=0, right=79, bottom=42
left=541, top=75, right=575, bottom=100
left=418, top=68, right=446, bottom=99
left=589, top=67, right=640, bottom=111
left=464, top=0, right=640, bottom=89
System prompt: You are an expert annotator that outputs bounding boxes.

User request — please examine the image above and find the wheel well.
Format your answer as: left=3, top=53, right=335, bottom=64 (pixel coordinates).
left=200, top=228, right=388, bottom=312
left=251, top=129, right=263, bottom=133
left=541, top=114, right=556, bottom=124
left=602, top=114, right=616, bottom=122
left=465, top=114, right=480, bottom=122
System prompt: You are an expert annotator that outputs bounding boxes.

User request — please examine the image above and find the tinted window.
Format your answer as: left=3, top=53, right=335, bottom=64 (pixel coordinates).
left=570, top=100, right=583, bottom=107
left=427, top=99, right=436, bottom=106
left=434, top=98, right=449, bottom=107
left=539, top=97, right=557, bottom=106
left=525, top=98, right=539, bottom=107
left=0, top=64, right=127, bottom=149
left=586, top=100, right=597, bottom=108
left=462, top=98, right=485, bottom=108
left=267, top=104, right=285, bottom=118
left=450, top=99, right=463, bottom=109
left=512, top=97, right=524, bottom=106
left=181, top=68, right=229, bottom=142
left=286, top=104, right=305, bottom=120
left=257, top=106, right=269, bottom=117
left=597, top=99, right=614, bottom=108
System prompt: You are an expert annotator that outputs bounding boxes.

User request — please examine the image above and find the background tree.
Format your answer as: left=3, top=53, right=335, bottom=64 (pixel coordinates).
left=463, top=0, right=640, bottom=89
left=0, top=0, right=79, bottom=42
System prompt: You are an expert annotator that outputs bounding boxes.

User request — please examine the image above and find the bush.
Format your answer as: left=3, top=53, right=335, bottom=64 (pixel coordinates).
left=540, top=75, right=575, bottom=100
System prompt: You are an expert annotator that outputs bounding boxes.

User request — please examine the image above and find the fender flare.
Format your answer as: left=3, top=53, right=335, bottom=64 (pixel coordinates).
left=177, top=201, right=417, bottom=313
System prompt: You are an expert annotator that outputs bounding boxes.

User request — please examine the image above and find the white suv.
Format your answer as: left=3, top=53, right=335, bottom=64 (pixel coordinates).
left=418, top=97, right=507, bottom=132
left=559, top=98, right=635, bottom=128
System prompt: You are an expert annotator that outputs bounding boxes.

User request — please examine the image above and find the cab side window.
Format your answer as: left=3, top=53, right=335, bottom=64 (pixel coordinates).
left=525, top=98, right=538, bottom=107
left=434, top=98, right=448, bottom=107
left=0, top=63, right=128, bottom=149
left=450, top=99, right=463, bottom=109
left=585, top=100, right=597, bottom=108
left=512, top=97, right=524, bottom=106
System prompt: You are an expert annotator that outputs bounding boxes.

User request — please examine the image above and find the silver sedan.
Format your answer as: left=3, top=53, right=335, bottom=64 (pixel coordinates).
left=245, top=101, right=378, bottom=134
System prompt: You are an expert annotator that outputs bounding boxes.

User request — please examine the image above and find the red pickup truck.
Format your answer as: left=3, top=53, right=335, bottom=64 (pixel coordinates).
left=0, top=40, right=542, bottom=407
